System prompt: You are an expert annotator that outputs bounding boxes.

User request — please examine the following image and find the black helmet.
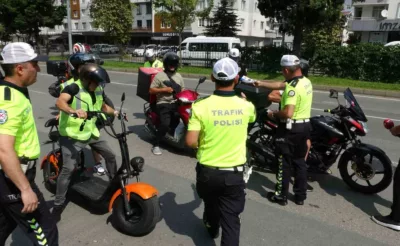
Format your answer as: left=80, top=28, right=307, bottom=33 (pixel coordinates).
left=79, top=63, right=110, bottom=90
left=163, top=52, right=179, bottom=72
left=299, top=59, right=309, bottom=77
left=68, top=53, right=96, bottom=77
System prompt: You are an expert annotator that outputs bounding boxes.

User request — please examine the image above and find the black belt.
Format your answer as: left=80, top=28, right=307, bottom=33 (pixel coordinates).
left=201, top=164, right=244, bottom=172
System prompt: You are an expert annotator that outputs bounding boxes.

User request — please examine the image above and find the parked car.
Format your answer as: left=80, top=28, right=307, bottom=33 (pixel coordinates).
left=92, top=44, right=111, bottom=54
left=109, top=45, right=119, bottom=54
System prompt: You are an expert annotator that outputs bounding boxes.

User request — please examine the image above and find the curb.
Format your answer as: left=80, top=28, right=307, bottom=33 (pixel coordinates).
left=41, top=63, right=400, bottom=99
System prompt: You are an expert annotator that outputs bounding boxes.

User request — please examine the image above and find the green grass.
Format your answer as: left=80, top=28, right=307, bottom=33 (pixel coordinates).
left=48, top=56, right=400, bottom=92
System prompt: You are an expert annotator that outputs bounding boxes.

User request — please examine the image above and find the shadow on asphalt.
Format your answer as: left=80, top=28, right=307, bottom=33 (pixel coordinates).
left=127, top=124, right=196, bottom=159
left=314, top=174, right=393, bottom=216
left=159, top=184, right=217, bottom=246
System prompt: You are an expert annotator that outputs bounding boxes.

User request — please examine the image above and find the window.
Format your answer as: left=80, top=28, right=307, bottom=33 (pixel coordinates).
left=72, top=0, right=77, bottom=5
left=146, top=20, right=152, bottom=29
left=82, top=22, right=86, bottom=29
left=253, top=20, right=256, bottom=27
left=239, top=18, right=245, bottom=28
left=198, top=18, right=205, bottom=27
left=63, top=23, right=68, bottom=30
left=255, top=2, right=258, bottom=11
left=81, top=9, right=86, bottom=16
left=241, top=0, right=246, bottom=10
left=197, top=0, right=205, bottom=10
left=167, top=23, right=171, bottom=28
left=180, top=43, right=187, bottom=51
left=261, top=21, right=264, bottom=30
left=161, top=21, right=166, bottom=28
left=354, top=7, right=362, bottom=19
left=73, top=10, right=78, bottom=18
left=137, top=20, right=142, bottom=28
left=397, top=3, right=400, bottom=19
left=137, top=5, right=142, bottom=15
left=146, top=3, right=151, bottom=14
left=90, top=22, right=94, bottom=29
left=74, top=23, right=78, bottom=30
left=372, top=6, right=386, bottom=19
left=188, top=43, right=228, bottom=52
left=82, top=0, right=86, bottom=3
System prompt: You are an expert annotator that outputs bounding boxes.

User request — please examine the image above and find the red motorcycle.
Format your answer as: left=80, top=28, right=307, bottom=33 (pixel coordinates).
left=140, top=71, right=206, bottom=150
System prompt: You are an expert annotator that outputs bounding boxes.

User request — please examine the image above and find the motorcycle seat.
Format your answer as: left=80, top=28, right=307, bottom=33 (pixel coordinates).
left=48, top=131, right=60, bottom=142
left=45, top=118, right=59, bottom=128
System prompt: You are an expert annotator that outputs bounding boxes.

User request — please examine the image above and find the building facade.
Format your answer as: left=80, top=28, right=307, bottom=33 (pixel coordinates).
left=191, top=0, right=293, bottom=47
left=348, top=0, right=400, bottom=44
left=41, top=0, right=294, bottom=47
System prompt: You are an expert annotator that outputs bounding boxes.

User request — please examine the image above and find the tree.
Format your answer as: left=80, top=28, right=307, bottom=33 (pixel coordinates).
left=90, top=0, right=134, bottom=54
left=153, top=0, right=213, bottom=61
left=204, top=0, right=240, bottom=37
left=0, top=0, right=66, bottom=50
left=257, top=0, right=364, bottom=56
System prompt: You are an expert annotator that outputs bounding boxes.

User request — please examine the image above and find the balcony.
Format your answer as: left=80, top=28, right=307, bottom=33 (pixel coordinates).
left=132, top=27, right=152, bottom=32
left=348, top=17, right=400, bottom=32
left=353, top=0, right=388, bottom=6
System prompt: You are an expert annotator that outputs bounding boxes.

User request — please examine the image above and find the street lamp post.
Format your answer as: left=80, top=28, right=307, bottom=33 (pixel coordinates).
left=65, top=0, right=73, bottom=54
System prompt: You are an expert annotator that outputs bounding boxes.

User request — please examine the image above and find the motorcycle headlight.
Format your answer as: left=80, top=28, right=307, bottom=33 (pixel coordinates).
left=359, top=121, right=368, bottom=133
left=130, top=156, right=145, bottom=172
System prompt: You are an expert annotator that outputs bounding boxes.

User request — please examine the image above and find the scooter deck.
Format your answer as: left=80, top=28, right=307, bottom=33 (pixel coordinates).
left=70, top=177, right=109, bottom=201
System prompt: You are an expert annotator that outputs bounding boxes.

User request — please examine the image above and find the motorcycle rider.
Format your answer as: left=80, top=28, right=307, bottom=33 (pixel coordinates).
left=255, top=55, right=313, bottom=205
left=228, top=48, right=248, bottom=82
left=52, top=63, right=119, bottom=222
left=371, top=124, right=400, bottom=231
left=56, top=48, right=111, bottom=176
left=149, top=52, right=184, bottom=155
left=144, top=49, right=163, bottom=68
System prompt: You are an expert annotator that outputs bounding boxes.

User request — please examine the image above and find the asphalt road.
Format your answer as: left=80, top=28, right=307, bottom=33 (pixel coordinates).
left=5, top=66, right=400, bottom=245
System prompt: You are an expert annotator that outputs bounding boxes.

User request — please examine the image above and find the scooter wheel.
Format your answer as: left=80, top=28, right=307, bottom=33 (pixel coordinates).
left=111, top=193, right=161, bottom=236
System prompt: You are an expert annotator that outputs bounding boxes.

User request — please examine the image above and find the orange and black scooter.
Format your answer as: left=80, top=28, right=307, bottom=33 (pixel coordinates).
left=41, top=92, right=161, bottom=236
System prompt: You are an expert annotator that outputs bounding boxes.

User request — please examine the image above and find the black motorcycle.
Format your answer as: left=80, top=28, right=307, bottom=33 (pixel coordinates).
left=247, top=88, right=393, bottom=194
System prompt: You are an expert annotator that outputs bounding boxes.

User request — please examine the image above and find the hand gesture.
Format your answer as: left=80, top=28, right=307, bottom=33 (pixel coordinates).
left=74, top=109, right=87, bottom=119
left=21, top=188, right=39, bottom=214
left=165, top=87, right=174, bottom=94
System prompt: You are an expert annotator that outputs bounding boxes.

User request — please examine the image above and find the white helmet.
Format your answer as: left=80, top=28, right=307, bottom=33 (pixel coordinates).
left=73, top=42, right=86, bottom=54
left=229, top=48, right=240, bottom=59
left=144, top=49, right=155, bottom=58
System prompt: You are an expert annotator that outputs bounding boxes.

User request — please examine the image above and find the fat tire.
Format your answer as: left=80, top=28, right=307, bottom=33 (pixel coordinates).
left=112, top=193, right=161, bottom=236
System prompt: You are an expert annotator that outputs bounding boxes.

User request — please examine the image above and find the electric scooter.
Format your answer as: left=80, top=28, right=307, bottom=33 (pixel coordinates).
left=143, top=76, right=206, bottom=150
left=41, top=92, right=161, bottom=236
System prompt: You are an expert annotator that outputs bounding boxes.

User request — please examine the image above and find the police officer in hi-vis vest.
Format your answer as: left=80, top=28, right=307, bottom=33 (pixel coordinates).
left=186, top=57, right=256, bottom=246
left=52, top=63, right=119, bottom=222
left=0, top=42, right=59, bottom=245
left=255, top=55, right=313, bottom=206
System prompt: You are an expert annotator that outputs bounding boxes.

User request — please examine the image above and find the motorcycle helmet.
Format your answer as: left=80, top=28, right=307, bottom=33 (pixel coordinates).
left=79, top=63, right=110, bottom=90
left=299, top=58, right=309, bottom=77
left=163, top=52, right=179, bottom=73
left=228, top=48, right=240, bottom=62
left=68, top=53, right=96, bottom=78
left=144, top=49, right=155, bottom=61
left=73, top=42, right=86, bottom=54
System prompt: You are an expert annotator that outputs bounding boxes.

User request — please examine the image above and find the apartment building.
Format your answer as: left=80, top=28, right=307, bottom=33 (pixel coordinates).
left=192, top=0, right=293, bottom=47
left=348, top=0, right=400, bottom=44
left=40, top=0, right=106, bottom=44
left=131, top=0, right=193, bottom=46
left=41, top=0, right=293, bottom=47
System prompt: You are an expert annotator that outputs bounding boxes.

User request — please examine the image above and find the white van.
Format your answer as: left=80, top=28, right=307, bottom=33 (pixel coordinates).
left=179, top=36, right=241, bottom=66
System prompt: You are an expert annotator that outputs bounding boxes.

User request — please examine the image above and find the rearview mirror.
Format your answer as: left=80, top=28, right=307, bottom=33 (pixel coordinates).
left=121, top=92, right=125, bottom=102
left=199, top=76, right=206, bottom=84
left=329, top=89, right=338, bottom=99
